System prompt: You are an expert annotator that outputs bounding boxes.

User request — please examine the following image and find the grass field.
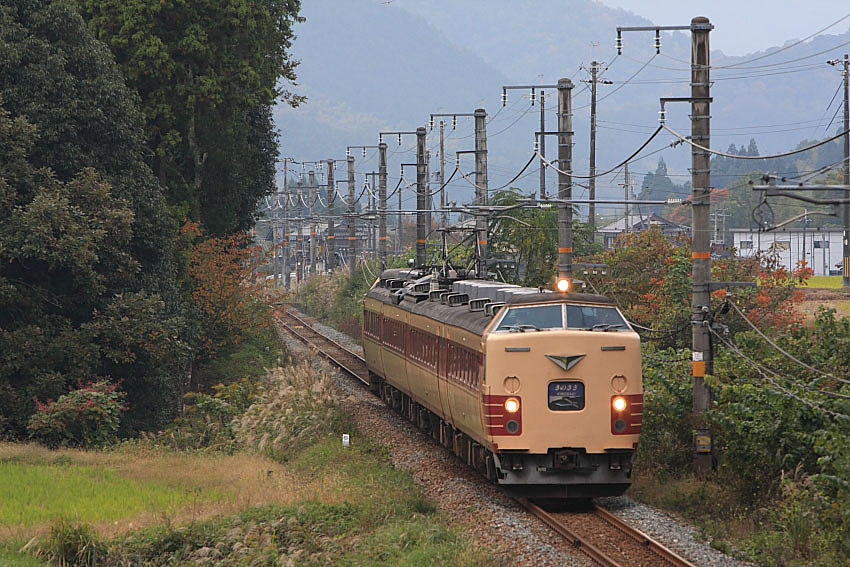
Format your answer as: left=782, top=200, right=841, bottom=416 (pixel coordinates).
left=800, top=275, right=843, bottom=288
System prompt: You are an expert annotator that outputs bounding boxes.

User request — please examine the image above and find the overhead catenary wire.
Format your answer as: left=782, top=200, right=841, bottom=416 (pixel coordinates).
left=456, top=152, right=538, bottom=194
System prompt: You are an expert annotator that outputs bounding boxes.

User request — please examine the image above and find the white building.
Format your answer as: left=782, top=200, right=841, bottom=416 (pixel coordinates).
left=731, top=228, right=843, bottom=276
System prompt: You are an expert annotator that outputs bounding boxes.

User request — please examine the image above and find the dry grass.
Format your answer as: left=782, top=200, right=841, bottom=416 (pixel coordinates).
left=797, top=299, right=850, bottom=324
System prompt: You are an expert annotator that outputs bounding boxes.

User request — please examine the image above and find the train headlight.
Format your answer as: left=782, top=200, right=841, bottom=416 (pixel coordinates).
left=555, top=278, right=570, bottom=293
left=504, top=397, right=520, bottom=413
left=612, top=396, right=627, bottom=412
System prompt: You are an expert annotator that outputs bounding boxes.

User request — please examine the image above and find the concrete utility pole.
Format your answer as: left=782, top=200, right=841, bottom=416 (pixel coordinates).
left=474, top=108, right=488, bottom=277
left=425, top=150, right=432, bottom=237
left=326, top=159, right=336, bottom=271
left=295, top=178, right=304, bottom=286
left=439, top=120, right=447, bottom=228
left=416, top=127, right=428, bottom=268
left=347, top=155, right=356, bottom=276
left=583, top=61, right=612, bottom=234
left=588, top=61, right=599, bottom=233
left=540, top=91, right=546, bottom=200
left=308, top=170, right=317, bottom=276
left=690, top=17, right=713, bottom=475
left=557, top=78, right=574, bottom=280
left=378, top=142, right=388, bottom=271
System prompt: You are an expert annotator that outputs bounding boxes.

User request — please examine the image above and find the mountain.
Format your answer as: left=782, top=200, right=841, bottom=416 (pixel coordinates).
left=274, top=0, right=850, bottom=207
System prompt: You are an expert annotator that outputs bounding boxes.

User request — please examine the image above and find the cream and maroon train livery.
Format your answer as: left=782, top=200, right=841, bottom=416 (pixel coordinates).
left=363, top=269, right=642, bottom=499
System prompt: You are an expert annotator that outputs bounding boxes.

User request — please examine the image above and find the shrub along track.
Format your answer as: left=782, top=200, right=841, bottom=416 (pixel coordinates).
left=278, top=305, right=696, bottom=567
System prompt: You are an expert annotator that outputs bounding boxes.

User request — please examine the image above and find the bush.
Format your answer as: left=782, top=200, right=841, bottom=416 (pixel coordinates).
left=34, top=519, right=103, bottom=567
left=234, top=362, right=347, bottom=461
left=27, top=380, right=126, bottom=448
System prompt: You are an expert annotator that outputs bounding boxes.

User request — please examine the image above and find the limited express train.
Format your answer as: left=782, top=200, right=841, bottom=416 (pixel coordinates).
left=363, top=269, right=642, bottom=499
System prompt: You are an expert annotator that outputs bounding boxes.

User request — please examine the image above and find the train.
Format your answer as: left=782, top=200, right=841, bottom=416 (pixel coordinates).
left=362, top=268, right=643, bottom=499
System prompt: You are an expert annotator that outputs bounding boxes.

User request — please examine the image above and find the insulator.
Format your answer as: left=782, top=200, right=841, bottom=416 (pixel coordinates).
left=455, top=155, right=460, bottom=168
left=654, top=29, right=661, bottom=54
left=397, top=133, right=402, bottom=146
left=616, top=33, right=622, bottom=55
left=501, top=90, right=507, bottom=106
left=345, top=148, right=350, bottom=157
left=452, top=116, right=457, bottom=130
left=429, top=116, right=434, bottom=130
left=658, top=108, right=666, bottom=124
left=400, top=165, right=404, bottom=177
left=362, top=147, right=367, bottom=157
left=533, top=139, right=539, bottom=152
left=530, top=88, right=536, bottom=106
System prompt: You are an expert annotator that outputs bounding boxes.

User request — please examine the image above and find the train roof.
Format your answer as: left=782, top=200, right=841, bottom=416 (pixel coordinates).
left=366, top=270, right=614, bottom=335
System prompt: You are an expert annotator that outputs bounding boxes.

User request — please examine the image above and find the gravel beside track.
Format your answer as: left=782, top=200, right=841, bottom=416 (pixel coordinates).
left=280, top=311, right=752, bottom=567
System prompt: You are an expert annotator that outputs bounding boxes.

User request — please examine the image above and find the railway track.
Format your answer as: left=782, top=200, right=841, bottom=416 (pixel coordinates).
left=277, top=305, right=696, bottom=567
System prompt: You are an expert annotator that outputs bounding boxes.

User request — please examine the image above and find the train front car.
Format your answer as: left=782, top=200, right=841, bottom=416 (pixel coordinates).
left=480, top=284, right=642, bottom=499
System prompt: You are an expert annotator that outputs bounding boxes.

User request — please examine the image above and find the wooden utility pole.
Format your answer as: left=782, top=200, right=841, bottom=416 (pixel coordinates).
left=690, top=16, right=713, bottom=475
left=416, top=127, right=427, bottom=268
left=347, top=155, right=356, bottom=276
left=308, top=169, right=317, bottom=275
left=474, top=108, right=488, bottom=277
left=557, top=78, right=574, bottom=280
left=378, top=142, right=388, bottom=271
left=540, top=91, right=546, bottom=200
left=326, top=159, right=336, bottom=271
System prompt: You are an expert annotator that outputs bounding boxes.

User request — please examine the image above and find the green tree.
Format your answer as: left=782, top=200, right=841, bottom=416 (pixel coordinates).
left=488, top=188, right=601, bottom=286
left=79, top=0, right=304, bottom=234
left=0, top=0, right=190, bottom=435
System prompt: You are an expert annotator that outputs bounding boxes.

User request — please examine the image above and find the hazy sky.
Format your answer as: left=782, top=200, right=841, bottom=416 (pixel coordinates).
left=603, top=0, right=850, bottom=55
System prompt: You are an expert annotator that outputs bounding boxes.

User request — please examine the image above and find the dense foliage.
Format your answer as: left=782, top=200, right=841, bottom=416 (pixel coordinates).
left=0, top=0, right=301, bottom=440
left=79, top=0, right=304, bottom=234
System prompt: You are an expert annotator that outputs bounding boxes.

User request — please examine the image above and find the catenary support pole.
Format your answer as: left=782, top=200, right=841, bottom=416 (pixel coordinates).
left=296, top=178, right=304, bottom=286
left=540, top=91, right=546, bottom=200
left=326, top=159, right=336, bottom=271
left=425, top=150, right=432, bottom=237
left=348, top=156, right=356, bottom=276
left=557, top=78, right=574, bottom=280
left=690, top=16, right=713, bottom=475
left=379, top=143, right=388, bottom=271
left=283, top=179, right=290, bottom=289
left=439, top=121, right=447, bottom=228
left=474, top=108, right=488, bottom=277
left=308, top=170, right=317, bottom=276
left=416, top=127, right=427, bottom=268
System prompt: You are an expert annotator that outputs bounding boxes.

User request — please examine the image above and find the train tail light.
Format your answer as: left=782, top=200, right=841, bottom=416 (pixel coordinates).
left=555, top=277, right=570, bottom=293
left=612, top=396, right=627, bottom=412
left=504, top=397, right=520, bottom=413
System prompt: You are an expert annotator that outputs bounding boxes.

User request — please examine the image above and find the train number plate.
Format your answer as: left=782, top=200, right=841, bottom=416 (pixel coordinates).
left=548, top=381, right=585, bottom=411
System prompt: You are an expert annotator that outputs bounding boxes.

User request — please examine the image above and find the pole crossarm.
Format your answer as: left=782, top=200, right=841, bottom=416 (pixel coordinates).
left=501, top=84, right=560, bottom=106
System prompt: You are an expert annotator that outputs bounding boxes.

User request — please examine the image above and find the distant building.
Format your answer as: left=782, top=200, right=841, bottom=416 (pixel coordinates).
left=598, top=214, right=690, bottom=249
left=732, top=228, right=842, bottom=276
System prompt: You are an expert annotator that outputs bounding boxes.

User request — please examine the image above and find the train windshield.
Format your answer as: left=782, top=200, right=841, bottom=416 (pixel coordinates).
left=565, top=305, right=628, bottom=331
left=496, top=304, right=563, bottom=331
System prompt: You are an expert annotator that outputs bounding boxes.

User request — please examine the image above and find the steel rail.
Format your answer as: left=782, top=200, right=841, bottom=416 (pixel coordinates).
left=517, top=499, right=625, bottom=567
left=278, top=309, right=369, bottom=385
left=593, top=505, right=697, bottom=567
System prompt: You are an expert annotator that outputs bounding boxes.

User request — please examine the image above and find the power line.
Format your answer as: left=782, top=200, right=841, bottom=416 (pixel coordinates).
left=662, top=124, right=850, bottom=160
left=714, top=11, right=850, bottom=69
